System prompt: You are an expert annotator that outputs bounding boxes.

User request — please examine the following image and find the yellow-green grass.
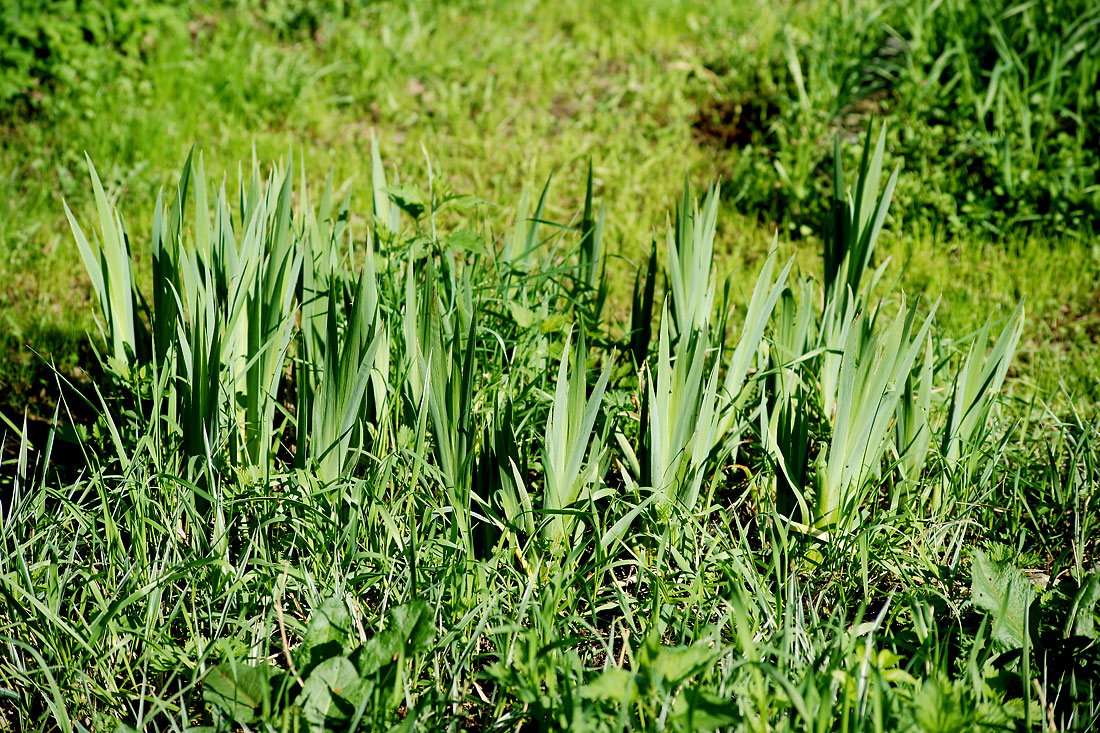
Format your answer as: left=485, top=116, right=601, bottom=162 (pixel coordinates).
left=1, top=0, right=1096, bottom=417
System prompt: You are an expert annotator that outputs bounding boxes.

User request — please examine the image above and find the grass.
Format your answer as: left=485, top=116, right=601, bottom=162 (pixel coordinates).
left=2, top=0, right=1097, bottom=418
left=1, top=0, right=1099, bottom=730
left=0, top=124, right=1097, bottom=731
left=693, top=0, right=1100, bottom=237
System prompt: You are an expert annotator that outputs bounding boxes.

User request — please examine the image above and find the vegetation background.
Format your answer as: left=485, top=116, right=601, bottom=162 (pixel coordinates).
left=3, top=0, right=1098, bottom=413
left=0, top=0, right=1098, bottom=730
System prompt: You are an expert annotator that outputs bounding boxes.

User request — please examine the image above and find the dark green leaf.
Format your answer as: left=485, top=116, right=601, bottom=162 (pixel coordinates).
left=390, top=600, right=434, bottom=651
left=1071, top=573, right=1100, bottom=640
left=384, top=184, right=426, bottom=219
left=649, top=642, right=718, bottom=687
left=672, top=688, right=740, bottom=731
left=203, top=661, right=277, bottom=723
left=971, top=550, right=1036, bottom=649
left=443, top=229, right=487, bottom=256
left=354, top=600, right=434, bottom=678
left=911, top=678, right=972, bottom=733
left=300, top=656, right=365, bottom=726
left=299, top=596, right=353, bottom=675
left=579, top=667, right=635, bottom=701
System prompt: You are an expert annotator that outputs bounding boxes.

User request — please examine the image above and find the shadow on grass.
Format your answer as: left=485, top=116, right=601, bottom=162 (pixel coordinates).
left=0, top=321, right=101, bottom=473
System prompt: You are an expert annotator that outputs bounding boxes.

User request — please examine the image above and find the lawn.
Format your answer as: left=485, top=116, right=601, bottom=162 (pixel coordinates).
left=1, top=0, right=1098, bottom=730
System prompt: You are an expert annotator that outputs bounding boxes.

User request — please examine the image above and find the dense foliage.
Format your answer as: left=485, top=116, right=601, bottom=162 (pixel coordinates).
left=1, top=1, right=1098, bottom=730
left=5, top=0, right=1095, bottom=236
left=1, top=133, right=1097, bottom=730
left=0, top=0, right=189, bottom=115
left=697, top=0, right=1100, bottom=237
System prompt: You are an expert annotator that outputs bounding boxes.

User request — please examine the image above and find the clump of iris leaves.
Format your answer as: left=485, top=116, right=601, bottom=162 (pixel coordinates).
left=1, top=126, right=1099, bottom=731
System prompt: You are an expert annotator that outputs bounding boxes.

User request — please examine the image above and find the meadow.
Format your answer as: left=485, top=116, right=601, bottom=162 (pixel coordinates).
left=1, top=1, right=1098, bottom=730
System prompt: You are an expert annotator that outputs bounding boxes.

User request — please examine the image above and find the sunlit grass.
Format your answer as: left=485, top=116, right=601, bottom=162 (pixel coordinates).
left=2, top=132, right=1094, bottom=729
left=1, top=1, right=1099, bottom=730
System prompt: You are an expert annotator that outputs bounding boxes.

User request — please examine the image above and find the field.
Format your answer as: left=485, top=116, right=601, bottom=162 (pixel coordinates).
left=1, top=0, right=1098, bottom=730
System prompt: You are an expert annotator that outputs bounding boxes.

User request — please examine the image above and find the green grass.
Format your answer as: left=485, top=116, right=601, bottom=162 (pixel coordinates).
left=1, top=1, right=1099, bottom=730
left=0, top=0, right=763, bottom=407
left=693, top=0, right=1100, bottom=236
left=2, top=0, right=1097, bottom=418
left=0, top=124, right=1097, bottom=731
